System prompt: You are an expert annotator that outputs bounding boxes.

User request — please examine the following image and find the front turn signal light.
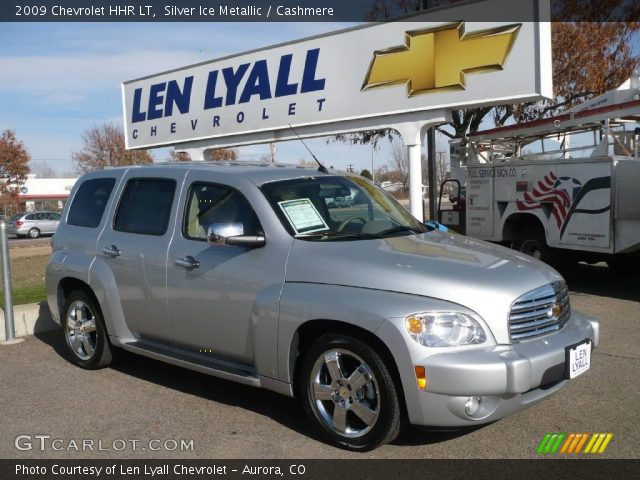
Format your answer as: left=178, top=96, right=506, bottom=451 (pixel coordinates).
left=414, top=366, right=427, bottom=389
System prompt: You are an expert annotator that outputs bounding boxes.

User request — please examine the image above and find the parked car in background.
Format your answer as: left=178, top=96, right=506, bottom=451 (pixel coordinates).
left=333, top=195, right=353, bottom=208
left=7, top=211, right=62, bottom=238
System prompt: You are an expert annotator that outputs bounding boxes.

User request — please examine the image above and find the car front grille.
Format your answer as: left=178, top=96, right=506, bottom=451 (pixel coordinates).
left=509, top=281, right=570, bottom=342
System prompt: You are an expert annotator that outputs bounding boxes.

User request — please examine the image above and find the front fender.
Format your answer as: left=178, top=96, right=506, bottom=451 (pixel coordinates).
left=276, top=283, right=470, bottom=385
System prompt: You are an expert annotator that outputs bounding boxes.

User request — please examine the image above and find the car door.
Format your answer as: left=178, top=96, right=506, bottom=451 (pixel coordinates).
left=166, top=173, right=285, bottom=366
left=48, top=212, right=62, bottom=233
left=97, top=169, right=185, bottom=344
left=40, top=212, right=55, bottom=233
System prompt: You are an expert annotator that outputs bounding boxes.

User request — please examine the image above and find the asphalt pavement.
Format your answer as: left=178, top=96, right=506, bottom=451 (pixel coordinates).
left=0, top=263, right=638, bottom=459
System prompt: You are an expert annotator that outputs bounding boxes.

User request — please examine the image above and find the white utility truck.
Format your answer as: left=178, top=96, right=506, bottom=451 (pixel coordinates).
left=438, top=75, right=640, bottom=271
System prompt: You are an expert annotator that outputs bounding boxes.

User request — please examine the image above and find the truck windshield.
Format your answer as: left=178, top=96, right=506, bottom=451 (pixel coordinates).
left=261, top=175, right=426, bottom=240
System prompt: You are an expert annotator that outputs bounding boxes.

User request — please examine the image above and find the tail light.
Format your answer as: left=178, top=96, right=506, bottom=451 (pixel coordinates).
left=16, top=221, right=23, bottom=227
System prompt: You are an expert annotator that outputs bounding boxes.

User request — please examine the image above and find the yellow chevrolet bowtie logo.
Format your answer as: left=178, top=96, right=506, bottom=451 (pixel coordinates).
left=362, top=22, right=521, bottom=97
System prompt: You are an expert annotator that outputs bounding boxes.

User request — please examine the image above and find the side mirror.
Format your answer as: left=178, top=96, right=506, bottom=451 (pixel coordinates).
left=225, top=235, right=266, bottom=248
left=207, top=224, right=266, bottom=248
left=207, top=223, right=244, bottom=244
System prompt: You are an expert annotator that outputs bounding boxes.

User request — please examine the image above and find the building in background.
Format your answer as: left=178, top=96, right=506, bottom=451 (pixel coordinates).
left=2, top=175, right=77, bottom=216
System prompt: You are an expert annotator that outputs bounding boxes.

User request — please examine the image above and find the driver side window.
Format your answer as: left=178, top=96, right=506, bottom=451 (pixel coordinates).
left=183, top=182, right=262, bottom=241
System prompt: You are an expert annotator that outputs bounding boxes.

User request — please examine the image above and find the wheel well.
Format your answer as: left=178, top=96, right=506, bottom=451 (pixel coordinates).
left=502, top=213, right=545, bottom=244
left=57, top=278, right=100, bottom=318
left=291, top=320, right=406, bottom=409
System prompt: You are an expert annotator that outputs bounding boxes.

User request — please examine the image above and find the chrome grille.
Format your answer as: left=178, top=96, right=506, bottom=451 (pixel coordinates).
left=509, top=281, right=570, bottom=342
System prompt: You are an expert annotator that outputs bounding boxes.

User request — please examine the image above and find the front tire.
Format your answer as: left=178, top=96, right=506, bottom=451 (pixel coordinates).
left=300, top=333, right=402, bottom=451
left=62, top=290, right=112, bottom=369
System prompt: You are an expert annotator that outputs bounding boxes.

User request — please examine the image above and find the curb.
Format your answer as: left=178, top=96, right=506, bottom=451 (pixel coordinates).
left=0, top=302, right=60, bottom=342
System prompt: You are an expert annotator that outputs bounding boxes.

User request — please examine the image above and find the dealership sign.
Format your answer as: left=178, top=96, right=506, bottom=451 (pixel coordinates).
left=122, top=0, right=551, bottom=149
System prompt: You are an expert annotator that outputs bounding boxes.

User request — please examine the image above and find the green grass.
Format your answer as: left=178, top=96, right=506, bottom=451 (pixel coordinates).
left=0, top=283, right=47, bottom=307
left=0, top=250, right=50, bottom=307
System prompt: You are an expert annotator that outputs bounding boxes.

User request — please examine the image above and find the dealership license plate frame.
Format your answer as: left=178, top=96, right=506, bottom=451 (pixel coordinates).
left=565, top=339, right=592, bottom=379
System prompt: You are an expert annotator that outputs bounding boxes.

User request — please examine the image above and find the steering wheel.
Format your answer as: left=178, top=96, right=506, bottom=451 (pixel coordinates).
left=337, top=216, right=367, bottom=232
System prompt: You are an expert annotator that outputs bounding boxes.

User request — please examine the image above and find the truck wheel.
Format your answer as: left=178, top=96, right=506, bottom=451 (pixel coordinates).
left=62, top=290, right=112, bottom=369
left=28, top=227, right=40, bottom=238
left=300, top=333, right=402, bottom=451
left=513, top=227, right=552, bottom=264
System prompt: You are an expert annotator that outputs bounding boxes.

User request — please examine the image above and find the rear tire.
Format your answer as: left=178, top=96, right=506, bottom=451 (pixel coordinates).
left=62, top=290, right=112, bottom=369
left=28, top=227, right=40, bottom=238
left=300, top=333, right=402, bottom=451
left=513, top=227, right=553, bottom=264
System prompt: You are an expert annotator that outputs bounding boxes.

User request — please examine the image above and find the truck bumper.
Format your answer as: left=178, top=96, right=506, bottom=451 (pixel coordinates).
left=378, top=311, right=599, bottom=427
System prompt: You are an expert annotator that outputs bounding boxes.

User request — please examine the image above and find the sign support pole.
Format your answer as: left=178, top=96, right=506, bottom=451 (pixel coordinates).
left=395, top=117, right=447, bottom=221
left=427, top=127, right=438, bottom=221
left=407, top=143, right=424, bottom=221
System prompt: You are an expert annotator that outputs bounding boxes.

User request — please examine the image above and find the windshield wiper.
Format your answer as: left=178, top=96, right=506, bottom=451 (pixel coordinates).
left=377, top=225, right=425, bottom=236
left=295, top=231, right=379, bottom=240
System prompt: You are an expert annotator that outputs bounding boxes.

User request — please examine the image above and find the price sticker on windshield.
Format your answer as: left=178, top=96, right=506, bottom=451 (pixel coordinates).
left=278, top=198, right=329, bottom=234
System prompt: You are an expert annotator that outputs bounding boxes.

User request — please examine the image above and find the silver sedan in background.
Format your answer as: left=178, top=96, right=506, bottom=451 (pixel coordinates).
left=7, top=211, right=61, bottom=238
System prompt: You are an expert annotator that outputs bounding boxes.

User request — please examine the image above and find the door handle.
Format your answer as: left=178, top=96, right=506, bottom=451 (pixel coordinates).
left=175, top=256, right=200, bottom=270
left=102, top=245, right=121, bottom=258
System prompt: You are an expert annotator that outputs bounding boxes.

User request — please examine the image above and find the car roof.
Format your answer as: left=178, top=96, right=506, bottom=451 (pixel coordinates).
left=102, top=161, right=346, bottom=185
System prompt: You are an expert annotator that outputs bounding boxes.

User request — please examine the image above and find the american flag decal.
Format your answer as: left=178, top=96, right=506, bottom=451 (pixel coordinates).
left=515, top=172, right=581, bottom=228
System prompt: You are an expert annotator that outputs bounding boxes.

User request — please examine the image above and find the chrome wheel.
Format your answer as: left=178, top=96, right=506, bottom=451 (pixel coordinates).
left=65, top=300, right=98, bottom=361
left=28, top=228, right=40, bottom=238
left=308, top=349, right=380, bottom=438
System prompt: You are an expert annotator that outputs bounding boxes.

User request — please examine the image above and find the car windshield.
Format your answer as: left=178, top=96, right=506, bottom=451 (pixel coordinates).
left=261, top=175, right=426, bottom=240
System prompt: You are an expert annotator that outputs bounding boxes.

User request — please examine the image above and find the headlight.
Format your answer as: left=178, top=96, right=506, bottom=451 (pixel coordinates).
left=405, top=311, right=486, bottom=347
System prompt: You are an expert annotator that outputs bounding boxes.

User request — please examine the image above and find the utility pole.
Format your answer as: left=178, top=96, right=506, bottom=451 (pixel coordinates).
left=371, top=143, right=376, bottom=183
left=347, top=163, right=354, bottom=173
left=270, top=143, right=276, bottom=163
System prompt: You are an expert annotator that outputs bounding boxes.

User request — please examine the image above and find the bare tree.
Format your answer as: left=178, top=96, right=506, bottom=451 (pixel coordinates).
left=29, top=161, right=58, bottom=178
left=0, top=129, right=30, bottom=196
left=389, top=141, right=409, bottom=188
left=168, top=150, right=191, bottom=162
left=72, top=122, right=154, bottom=173
left=209, top=148, right=238, bottom=161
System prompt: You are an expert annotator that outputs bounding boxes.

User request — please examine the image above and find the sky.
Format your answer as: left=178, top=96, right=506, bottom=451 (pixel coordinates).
left=0, top=21, right=454, bottom=177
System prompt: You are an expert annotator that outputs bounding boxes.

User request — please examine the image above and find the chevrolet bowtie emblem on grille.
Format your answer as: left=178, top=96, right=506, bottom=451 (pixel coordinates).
left=362, top=22, right=521, bottom=97
left=551, top=303, right=564, bottom=317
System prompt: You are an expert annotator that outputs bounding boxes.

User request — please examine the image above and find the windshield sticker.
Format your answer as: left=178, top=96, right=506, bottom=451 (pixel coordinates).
left=278, top=198, right=329, bottom=234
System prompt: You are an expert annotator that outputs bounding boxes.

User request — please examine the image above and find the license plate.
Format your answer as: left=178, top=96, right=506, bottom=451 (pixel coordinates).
left=566, top=340, right=591, bottom=379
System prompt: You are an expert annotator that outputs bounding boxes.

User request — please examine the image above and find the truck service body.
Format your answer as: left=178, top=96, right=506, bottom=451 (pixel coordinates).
left=439, top=75, right=640, bottom=267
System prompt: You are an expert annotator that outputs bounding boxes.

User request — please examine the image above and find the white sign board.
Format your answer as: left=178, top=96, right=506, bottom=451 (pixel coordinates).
left=122, top=0, right=551, bottom=150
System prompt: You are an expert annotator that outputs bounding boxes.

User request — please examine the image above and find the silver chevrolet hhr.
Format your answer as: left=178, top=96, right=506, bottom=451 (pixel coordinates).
left=46, top=162, right=599, bottom=450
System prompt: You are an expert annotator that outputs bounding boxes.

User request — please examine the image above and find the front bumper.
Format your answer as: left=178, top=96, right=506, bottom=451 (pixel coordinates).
left=377, top=310, right=599, bottom=427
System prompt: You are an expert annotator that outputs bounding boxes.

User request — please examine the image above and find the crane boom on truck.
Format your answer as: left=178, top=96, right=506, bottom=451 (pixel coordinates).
left=438, top=73, right=640, bottom=272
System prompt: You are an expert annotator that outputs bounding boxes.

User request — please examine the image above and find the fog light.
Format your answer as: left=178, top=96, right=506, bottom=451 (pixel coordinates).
left=464, top=396, right=482, bottom=416
left=414, top=366, right=427, bottom=389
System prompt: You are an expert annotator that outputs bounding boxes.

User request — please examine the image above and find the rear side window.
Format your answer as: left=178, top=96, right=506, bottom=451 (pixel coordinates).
left=114, top=178, right=176, bottom=236
left=68, top=178, right=116, bottom=228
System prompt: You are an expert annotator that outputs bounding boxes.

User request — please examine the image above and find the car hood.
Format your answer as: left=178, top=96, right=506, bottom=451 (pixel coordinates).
left=285, top=231, right=563, bottom=344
